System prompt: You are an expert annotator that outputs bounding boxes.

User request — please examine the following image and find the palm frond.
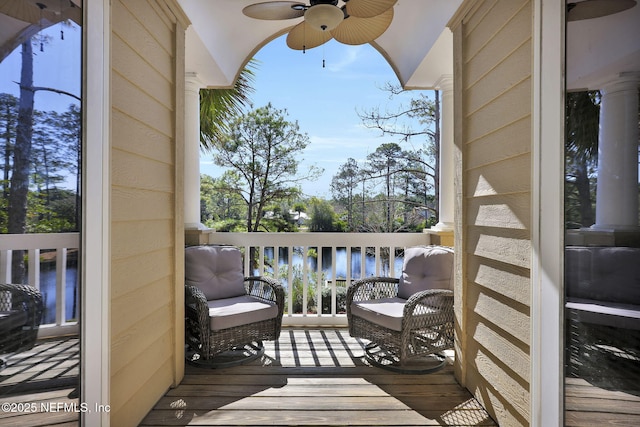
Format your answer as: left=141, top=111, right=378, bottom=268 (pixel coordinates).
left=200, top=59, right=259, bottom=152
left=566, top=91, right=600, bottom=161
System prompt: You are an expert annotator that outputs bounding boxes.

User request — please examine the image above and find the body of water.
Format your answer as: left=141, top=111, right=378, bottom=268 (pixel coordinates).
left=39, top=265, right=79, bottom=325
left=262, top=247, right=404, bottom=281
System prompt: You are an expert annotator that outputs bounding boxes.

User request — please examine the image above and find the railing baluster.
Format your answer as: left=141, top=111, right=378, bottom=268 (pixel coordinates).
left=273, top=245, right=279, bottom=279
left=287, top=245, right=293, bottom=316
left=346, top=246, right=352, bottom=285
left=56, top=247, right=67, bottom=325
left=316, top=246, right=322, bottom=316
left=258, top=245, right=265, bottom=276
left=0, top=250, right=11, bottom=283
left=390, top=247, right=396, bottom=278
left=244, top=245, right=250, bottom=275
left=28, top=249, right=40, bottom=290
left=329, top=245, right=338, bottom=316
left=302, top=246, right=308, bottom=315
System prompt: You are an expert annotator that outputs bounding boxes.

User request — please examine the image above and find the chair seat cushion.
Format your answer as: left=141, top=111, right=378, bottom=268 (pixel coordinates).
left=350, top=297, right=407, bottom=332
left=208, top=295, right=278, bottom=331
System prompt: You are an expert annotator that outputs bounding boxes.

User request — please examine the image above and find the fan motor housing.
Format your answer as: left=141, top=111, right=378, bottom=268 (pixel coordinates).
left=310, top=0, right=340, bottom=6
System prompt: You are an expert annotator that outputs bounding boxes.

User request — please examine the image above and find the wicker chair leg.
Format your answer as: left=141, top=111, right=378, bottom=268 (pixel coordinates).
left=363, top=342, right=448, bottom=374
left=186, top=341, right=265, bottom=369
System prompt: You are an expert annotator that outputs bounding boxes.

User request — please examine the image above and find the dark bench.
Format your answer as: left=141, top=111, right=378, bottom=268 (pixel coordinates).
left=0, top=283, right=44, bottom=367
left=565, top=246, right=640, bottom=330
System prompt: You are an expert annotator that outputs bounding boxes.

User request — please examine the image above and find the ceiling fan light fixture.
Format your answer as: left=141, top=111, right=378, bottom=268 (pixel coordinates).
left=304, top=4, right=343, bottom=31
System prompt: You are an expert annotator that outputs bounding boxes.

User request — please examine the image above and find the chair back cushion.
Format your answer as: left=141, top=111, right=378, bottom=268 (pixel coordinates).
left=398, top=246, right=454, bottom=299
left=185, top=246, right=246, bottom=301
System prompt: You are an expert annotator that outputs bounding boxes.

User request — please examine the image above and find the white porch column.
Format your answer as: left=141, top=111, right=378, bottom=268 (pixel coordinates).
left=432, top=75, right=455, bottom=232
left=184, top=72, right=205, bottom=230
left=593, top=73, right=640, bottom=230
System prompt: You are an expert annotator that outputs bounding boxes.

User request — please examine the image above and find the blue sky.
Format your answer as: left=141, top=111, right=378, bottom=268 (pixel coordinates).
left=0, top=25, right=82, bottom=113
left=0, top=26, right=432, bottom=198
left=200, top=35, right=432, bottom=199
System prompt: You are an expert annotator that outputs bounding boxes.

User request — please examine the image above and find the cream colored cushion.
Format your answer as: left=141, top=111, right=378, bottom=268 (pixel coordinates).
left=185, top=245, right=246, bottom=301
left=208, top=295, right=278, bottom=331
left=397, top=246, right=454, bottom=300
left=350, top=297, right=407, bottom=331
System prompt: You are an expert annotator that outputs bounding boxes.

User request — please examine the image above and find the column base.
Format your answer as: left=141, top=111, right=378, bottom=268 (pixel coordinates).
left=566, top=227, right=640, bottom=248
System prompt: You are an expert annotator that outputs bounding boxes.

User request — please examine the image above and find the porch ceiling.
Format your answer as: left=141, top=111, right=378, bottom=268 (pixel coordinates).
left=567, top=1, right=640, bottom=90
left=0, top=0, right=82, bottom=62
left=177, top=0, right=461, bottom=89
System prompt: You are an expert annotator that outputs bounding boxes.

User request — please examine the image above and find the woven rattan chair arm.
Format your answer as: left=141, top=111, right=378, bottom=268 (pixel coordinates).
left=245, top=276, right=285, bottom=319
left=185, top=284, right=207, bottom=308
left=0, top=283, right=43, bottom=326
left=347, top=276, right=400, bottom=304
left=245, top=276, right=284, bottom=303
left=402, top=289, right=454, bottom=328
left=404, top=289, right=453, bottom=311
left=0, top=283, right=42, bottom=308
left=184, top=285, right=210, bottom=350
left=0, top=283, right=43, bottom=353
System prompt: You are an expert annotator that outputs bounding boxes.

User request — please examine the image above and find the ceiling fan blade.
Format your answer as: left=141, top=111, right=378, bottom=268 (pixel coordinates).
left=331, top=7, right=393, bottom=45
left=344, top=0, right=397, bottom=18
left=243, top=1, right=306, bottom=20
left=286, top=20, right=333, bottom=50
left=567, top=0, right=636, bottom=21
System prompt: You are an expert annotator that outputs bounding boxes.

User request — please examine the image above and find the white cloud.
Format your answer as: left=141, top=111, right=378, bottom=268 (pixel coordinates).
left=325, top=45, right=366, bottom=73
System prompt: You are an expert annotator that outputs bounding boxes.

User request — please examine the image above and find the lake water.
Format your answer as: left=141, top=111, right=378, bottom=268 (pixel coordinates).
left=39, top=264, right=79, bottom=325
left=261, top=247, right=404, bottom=281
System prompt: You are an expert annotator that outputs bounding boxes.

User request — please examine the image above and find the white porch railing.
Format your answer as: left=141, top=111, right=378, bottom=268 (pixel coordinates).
left=208, top=232, right=432, bottom=326
left=0, top=232, right=80, bottom=338
left=0, top=231, right=433, bottom=335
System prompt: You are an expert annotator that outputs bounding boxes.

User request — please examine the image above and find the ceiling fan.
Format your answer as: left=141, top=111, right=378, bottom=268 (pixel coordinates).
left=242, top=0, right=397, bottom=51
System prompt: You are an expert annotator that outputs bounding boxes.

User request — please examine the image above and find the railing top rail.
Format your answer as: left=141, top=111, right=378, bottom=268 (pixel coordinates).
left=0, top=233, right=80, bottom=250
left=208, top=232, right=430, bottom=247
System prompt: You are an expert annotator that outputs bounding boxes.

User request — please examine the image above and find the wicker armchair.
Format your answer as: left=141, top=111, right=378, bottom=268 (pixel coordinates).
left=1, top=283, right=44, bottom=367
left=347, top=246, right=454, bottom=373
left=184, top=245, right=284, bottom=367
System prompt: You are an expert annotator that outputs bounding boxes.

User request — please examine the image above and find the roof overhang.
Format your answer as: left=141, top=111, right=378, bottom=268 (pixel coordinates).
left=177, top=0, right=461, bottom=89
left=0, top=0, right=82, bottom=62
left=3, top=1, right=639, bottom=93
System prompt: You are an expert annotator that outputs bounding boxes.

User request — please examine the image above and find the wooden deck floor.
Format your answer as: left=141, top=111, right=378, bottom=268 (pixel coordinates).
left=565, top=377, right=640, bottom=426
left=565, top=323, right=640, bottom=426
left=0, top=336, right=79, bottom=427
left=1, top=330, right=639, bottom=426
left=141, top=328, right=497, bottom=426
